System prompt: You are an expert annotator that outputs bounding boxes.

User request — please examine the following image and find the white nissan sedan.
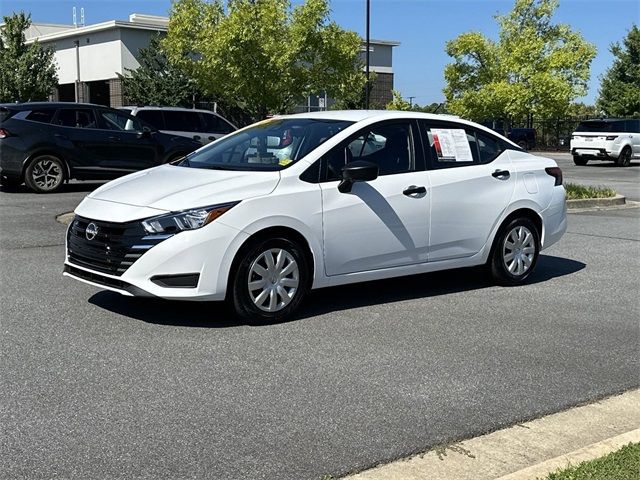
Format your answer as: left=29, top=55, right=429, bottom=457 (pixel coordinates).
left=64, top=111, right=567, bottom=321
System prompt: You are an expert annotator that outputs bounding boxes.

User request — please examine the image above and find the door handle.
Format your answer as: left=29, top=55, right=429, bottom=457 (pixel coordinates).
left=403, top=185, right=427, bottom=196
left=54, top=133, right=68, bottom=140
left=492, top=169, right=510, bottom=180
left=108, top=136, right=120, bottom=142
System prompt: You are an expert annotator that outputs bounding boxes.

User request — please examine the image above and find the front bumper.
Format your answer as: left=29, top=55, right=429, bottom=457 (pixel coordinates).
left=64, top=216, right=249, bottom=301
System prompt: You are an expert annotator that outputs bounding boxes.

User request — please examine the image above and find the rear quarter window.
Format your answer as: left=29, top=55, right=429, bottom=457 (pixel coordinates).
left=625, top=120, right=640, bottom=133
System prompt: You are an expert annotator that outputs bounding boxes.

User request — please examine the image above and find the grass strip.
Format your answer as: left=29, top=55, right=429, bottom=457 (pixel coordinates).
left=565, top=183, right=617, bottom=200
left=544, top=442, right=640, bottom=480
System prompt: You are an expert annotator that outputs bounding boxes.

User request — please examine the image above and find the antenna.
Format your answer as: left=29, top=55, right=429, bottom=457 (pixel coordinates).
left=72, top=6, right=77, bottom=27
left=80, top=7, right=85, bottom=27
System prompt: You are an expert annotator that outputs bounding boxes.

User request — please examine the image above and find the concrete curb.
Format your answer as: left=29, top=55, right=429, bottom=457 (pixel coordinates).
left=56, top=212, right=74, bottom=225
left=566, top=194, right=626, bottom=211
left=496, top=429, right=640, bottom=480
left=346, top=389, right=640, bottom=480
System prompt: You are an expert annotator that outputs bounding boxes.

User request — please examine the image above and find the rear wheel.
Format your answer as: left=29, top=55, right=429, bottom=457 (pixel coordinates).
left=230, top=237, right=310, bottom=323
left=489, top=217, right=540, bottom=286
left=617, top=147, right=631, bottom=167
left=517, top=140, right=528, bottom=150
left=24, top=155, right=65, bottom=193
left=573, top=155, right=588, bottom=166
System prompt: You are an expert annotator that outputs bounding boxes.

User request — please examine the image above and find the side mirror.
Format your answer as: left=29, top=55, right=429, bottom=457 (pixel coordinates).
left=338, top=160, right=379, bottom=193
left=137, top=126, right=153, bottom=139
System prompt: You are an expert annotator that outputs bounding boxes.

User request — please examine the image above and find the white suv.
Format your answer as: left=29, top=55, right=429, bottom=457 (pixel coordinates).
left=120, top=106, right=237, bottom=145
left=570, top=119, right=640, bottom=167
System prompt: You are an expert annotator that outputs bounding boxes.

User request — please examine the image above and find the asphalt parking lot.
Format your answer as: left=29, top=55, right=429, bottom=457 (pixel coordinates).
left=1, top=154, right=638, bottom=479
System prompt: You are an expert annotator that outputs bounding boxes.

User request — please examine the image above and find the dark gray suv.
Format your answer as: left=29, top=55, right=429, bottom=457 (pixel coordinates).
left=0, top=102, right=202, bottom=193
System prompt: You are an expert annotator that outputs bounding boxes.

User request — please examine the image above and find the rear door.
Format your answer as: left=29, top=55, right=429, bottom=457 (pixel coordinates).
left=51, top=107, right=106, bottom=176
left=420, top=120, right=516, bottom=262
left=162, top=110, right=206, bottom=144
left=626, top=120, right=640, bottom=158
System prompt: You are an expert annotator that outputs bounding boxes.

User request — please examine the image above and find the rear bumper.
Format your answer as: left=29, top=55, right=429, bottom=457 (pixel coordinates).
left=540, top=187, right=567, bottom=250
left=571, top=146, right=620, bottom=159
left=0, top=140, right=27, bottom=180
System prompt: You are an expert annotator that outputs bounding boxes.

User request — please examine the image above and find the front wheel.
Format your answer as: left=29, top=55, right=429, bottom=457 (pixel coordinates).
left=24, top=155, right=65, bottom=193
left=617, top=147, right=631, bottom=167
left=573, top=155, right=588, bottom=166
left=230, top=237, right=310, bottom=323
left=490, top=218, right=540, bottom=286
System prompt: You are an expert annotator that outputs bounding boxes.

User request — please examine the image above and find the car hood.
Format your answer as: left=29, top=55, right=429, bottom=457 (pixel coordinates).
left=88, top=164, right=280, bottom=212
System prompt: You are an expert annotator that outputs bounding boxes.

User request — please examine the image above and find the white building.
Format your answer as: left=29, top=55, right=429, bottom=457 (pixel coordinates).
left=22, top=13, right=398, bottom=108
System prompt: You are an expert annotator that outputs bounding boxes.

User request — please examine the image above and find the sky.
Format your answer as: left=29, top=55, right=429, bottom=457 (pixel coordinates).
left=2, top=0, right=639, bottom=105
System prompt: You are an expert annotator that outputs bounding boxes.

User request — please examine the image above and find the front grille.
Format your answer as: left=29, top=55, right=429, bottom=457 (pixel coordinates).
left=67, top=216, right=170, bottom=276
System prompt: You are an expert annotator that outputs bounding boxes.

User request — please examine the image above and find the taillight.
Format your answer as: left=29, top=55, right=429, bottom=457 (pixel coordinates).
left=605, top=136, right=618, bottom=141
left=0, top=128, right=9, bottom=139
left=545, top=167, right=563, bottom=186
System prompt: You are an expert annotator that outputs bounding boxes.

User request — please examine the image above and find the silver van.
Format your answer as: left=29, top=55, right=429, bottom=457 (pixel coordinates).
left=120, top=106, right=237, bottom=145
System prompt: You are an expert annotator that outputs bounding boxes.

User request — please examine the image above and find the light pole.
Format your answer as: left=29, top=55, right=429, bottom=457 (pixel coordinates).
left=365, top=0, right=370, bottom=110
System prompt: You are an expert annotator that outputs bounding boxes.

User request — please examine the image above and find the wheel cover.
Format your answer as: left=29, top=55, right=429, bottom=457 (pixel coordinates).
left=502, top=225, right=536, bottom=276
left=248, top=248, right=299, bottom=312
left=32, top=158, right=62, bottom=190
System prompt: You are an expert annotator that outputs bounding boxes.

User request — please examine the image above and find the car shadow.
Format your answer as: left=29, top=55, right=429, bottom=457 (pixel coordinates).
left=88, top=254, right=585, bottom=328
left=0, top=181, right=106, bottom=194
left=583, top=161, right=639, bottom=168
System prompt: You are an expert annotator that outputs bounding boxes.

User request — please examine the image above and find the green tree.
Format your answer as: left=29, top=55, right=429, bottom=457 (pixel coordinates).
left=118, top=34, right=198, bottom=107
left=163, top=0, right=366, bottom=120
left=597, top=25, right=640, bottom=117
left=385, top=91, right=447, bottom=113
left=443, top=0, right=596, bottom=124
left=0, top=12, right=58, bottom=102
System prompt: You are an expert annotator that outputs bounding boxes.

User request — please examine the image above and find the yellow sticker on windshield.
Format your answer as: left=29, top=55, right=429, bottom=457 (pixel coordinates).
left=279, top=158, right=293, bottom=166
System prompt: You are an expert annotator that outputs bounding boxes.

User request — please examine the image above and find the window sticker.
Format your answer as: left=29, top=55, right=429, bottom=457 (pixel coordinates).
left=278, top=158, right=293, bottom=166
left=431, top=128, right=474, bottom=162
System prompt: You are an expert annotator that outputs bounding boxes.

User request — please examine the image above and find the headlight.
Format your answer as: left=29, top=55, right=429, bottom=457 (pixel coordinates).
left=142, top=202, right=239, bottom=234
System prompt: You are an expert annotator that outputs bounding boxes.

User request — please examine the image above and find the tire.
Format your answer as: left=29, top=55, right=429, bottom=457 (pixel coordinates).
left=489, top=217, right=540, bottom=286
left=24, top=155, right=65, bottom=193
left=517, top=140, right=528, bottom=150
left=616, top=147, right=631, bottom=167
left=230, top=236, right=310, bottom=323
left=573, top=155, right=588, bottom=166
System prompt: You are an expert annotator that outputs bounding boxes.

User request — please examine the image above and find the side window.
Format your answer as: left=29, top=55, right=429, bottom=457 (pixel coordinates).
left=421, top=121, right=504, bottom=168
left=324, top=122, right=415, bottom=180
left=202, top=113, right=235, bottom=134
left=25, top=109, right=56, bottom=124
left=100, top=111, right=143, bottom=132
left=611, top=120, right=626, bottom=132
left=164, top=111, right=203, bottom=132
left=55, top=109, right=97, bottom=129
left=625, top=120, right=640, bottom=133
left=136, top=110, right=165, bottom=130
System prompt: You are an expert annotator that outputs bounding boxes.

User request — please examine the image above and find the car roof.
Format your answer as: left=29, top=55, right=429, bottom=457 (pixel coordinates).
left=123, top=106, right=218, bottom=114
left=2, top=102, right=107, bottom=111
left=578, top=118, right=633, bottom=123
left=278, top=110, right=467, bottom=123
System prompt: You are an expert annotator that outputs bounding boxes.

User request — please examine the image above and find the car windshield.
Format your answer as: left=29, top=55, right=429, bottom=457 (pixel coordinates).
left=180, top=118, right=353, bottom=171
left=575, top=121, right=624, bottom=132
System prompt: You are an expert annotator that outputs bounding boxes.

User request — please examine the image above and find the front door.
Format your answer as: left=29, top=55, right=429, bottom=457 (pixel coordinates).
left=95, top=109, right=159, bottom=172
left=320, top=120, right=430, bottom=276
